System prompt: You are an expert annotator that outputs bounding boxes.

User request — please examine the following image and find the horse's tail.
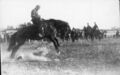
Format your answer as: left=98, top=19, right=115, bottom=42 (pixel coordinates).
left=7, top=33, right=17, bottom=51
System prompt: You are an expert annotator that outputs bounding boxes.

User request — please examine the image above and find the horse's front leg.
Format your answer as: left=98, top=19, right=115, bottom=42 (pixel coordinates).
left=54, top=37, right=60, bottom=47
left=49, top=37, right=60, bottom=54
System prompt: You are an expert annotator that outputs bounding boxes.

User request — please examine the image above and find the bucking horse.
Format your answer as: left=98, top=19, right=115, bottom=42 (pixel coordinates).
left=7, top=20, right=60, bottom=58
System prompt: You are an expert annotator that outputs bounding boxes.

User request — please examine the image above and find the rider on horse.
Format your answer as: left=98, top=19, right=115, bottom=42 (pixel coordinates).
left=87, top=23, right=92, bottom=32
left=31, top=5, right=41, bottom=25
left=93, top=22, right=99, bottom=31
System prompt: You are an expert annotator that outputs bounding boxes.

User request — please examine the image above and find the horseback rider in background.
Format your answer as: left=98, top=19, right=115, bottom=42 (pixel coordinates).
left=93, top=22, right=99, bottom=31
left=31, top=5, right=41, bottom=25
left=87, top=22, right=92, bottom=33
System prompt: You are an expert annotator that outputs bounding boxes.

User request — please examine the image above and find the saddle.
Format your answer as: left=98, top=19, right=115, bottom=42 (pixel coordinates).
left=31, top=18, right=41, bottom=25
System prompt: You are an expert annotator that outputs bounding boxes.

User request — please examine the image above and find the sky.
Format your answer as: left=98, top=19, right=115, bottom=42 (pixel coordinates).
left=0, top=0, right=119, bottom=29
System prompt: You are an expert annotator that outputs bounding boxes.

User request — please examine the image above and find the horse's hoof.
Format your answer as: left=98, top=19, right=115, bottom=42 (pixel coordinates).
left=54, top=58, right=60, bottom=61
left=16, top=56, right=22, bottom=60
left=58, top=51, right=61, bottom=55
left=10, top=55, right=15, bottom=59
left=56, top=52, right=60, bottom=56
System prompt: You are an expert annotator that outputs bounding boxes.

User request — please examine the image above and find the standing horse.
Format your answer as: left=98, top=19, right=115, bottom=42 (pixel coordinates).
left=83, top=26, right=93, bottom=40
left=71, top=28, right=83, bottom=42
left=8, top=20, right=60, bottom=58
left=91, top=24, right=103, bottom=40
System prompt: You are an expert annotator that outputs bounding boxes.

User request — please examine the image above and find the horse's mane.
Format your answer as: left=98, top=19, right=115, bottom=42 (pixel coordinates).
left=48, top=18, right=69, bottom=25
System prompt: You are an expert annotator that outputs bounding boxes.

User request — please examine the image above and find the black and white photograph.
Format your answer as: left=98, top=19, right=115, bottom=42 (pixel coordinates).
left=0, top=0, right=120, bottom=75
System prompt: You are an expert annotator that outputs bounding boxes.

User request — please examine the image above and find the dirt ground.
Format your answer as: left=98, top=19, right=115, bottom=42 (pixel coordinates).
left=1, top=38, right=120, bottom=75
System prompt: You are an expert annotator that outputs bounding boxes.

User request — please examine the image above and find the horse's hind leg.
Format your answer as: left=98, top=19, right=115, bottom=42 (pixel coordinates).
left=8, top=41, right=16, bottom=51
left=10, top=41, right=24, bottom=58
left=8, top=36, right=16, bottom=51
